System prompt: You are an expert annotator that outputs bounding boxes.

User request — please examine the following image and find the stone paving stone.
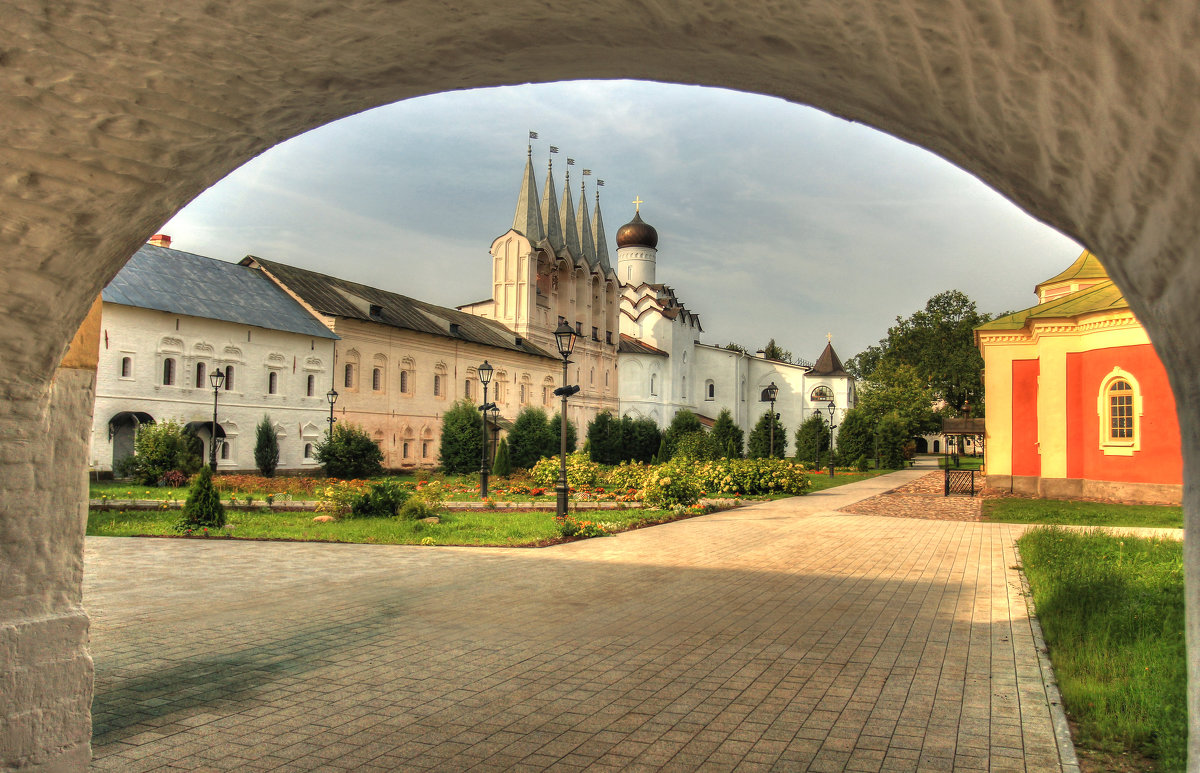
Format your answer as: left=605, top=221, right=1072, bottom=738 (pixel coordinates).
left=84, top=465, right=1071, bottom=771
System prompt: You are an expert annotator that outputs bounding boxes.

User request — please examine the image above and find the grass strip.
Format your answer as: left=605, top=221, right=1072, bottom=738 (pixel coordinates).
left=1018, top=527, right=1185, bottom=771
left=87, top=506, right=717, bottom=547
left=985, top=498, right=1182, bottom=528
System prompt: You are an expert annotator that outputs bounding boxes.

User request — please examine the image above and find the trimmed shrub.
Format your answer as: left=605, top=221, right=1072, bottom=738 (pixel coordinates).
left=690, top=458, right=811, bottom=497
left=663, top=410, right=704, bottom=458
left=619, top=415, right=661, bottom=463
left=604, top=460, right=650, bottom=492
left=492, top=437, right=512, bottom=477
left=710, top=408, right=744, bottom=459
left=547, top=412, right=577, bottom=455
left=438, top=399, right=484, bottom=474
left=529, top=452, right=600, bottom=488
left=793, top=412, right=829, bottom=466
left=350, top=481, right=410, bottom=518
left=315, top=422, right=384, bottom=479
left=124, top=419, right=204, bottom=485
left=508, top=407, right=555, bottom=469
left=748, top=410, right=788, bottom=459
left=254, top=415, right=280, bottom=477
left=671, top=431, right=719, bottom=461
left=177, top=465, right=225, bottom=531
left=835, top=408, right=874, bottom=466
left=587, top=411, right=624, bottom=465
left=642, top=462, right=703, bottom=508
left=877, top=413, right=909, bottom=468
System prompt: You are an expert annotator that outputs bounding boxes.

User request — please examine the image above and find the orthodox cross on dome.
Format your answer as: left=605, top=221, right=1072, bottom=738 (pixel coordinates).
left=633, top=196, right=644, bottom=213
left=827, top=333, right=833, bottom=342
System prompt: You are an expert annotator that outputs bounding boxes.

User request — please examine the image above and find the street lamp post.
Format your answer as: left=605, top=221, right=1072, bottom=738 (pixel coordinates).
left=477, top=360, right=494, bottom=499
left=208, top=367, right=226, bottom=472
left=552, top=321, right=579, bottom=519
left=762, top=381, right=779, bottom=458
left=326, top=388, right=338, bottom=433
left=826, top=399, right=837, bottom=478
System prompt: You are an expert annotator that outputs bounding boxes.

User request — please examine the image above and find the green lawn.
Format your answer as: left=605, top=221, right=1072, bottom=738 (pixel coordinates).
left=805, top=468, right=898, bottom=493
left=1018, top=528, right=1186, bottom=771
left=86, top=505, right=715, bottom=546
left=983, top=498, right=1183, bottom=529
left=936, top=455, right=984, bottom=470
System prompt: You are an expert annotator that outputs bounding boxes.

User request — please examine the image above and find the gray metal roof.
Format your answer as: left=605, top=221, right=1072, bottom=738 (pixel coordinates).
left=243, top=256, right=558, bottom=360
left=103, top=245, right=339, bottom=339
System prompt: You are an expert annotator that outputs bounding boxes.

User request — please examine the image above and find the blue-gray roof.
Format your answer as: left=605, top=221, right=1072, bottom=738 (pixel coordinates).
left=103, top=245, right=339, bottom=340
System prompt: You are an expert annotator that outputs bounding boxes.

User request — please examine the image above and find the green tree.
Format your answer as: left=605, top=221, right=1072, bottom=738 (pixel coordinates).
left=619, top=415, right=661, bottom=463
left=856, top=361, right=941, bottom=438
left=761, top=338, right=794, bottom=364
left=437, top=399, right=484, bottom=474
left=315, top=422, right=384, bottom=479
left=723, top=342, right=747, bottom=353
left=254, top=415, right=280, bottom=477
left=491, top=437, right=512, bottom=477
left=835, top=408, right=874, bottom=465
left=547, top=412, right=577, bottom=456
left=876, top=413, right=909, bottom=468
left=794, top=412, right=830, bottom=467
left=848, top=290, right=991, bottom=414
left=508, top=407, right=554, bottom=469
left=177, top=465, right=225, bottom=531
left=121, top=419, right=203, bottom=485
left=663, top=410, right=704, bottom=458
left=747, top=410, right=787, bottom=459
left=586, top=411, right=624, bottom=465
left=710, top=408, right=744, bottom=459
left=672, top=431, right=719, bottom=461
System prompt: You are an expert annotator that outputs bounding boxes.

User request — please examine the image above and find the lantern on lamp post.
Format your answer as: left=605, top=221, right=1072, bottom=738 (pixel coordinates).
left=761, top=381, right=779, bottom=458
left=477, top=360, right=495, bottom=498
left=208, top=367, right=226, bottom=472
left=552, top=321, right=579, bottom=519
left=326, top=387, right=338, bottom=434
left=826, top=399, right=837, bottom=478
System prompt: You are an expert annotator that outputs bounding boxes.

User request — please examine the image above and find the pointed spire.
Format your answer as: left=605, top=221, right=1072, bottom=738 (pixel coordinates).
left=540, top=157, right=563, bottom=251
left=592, top=191, right=613, bottom=275
left=559, top=168, right=581, bottom=259
left=511, top=146, right=544, bottom=241
left=810, top=341, right=849, bottom=377
left=577, top=179, right=598, bottom=269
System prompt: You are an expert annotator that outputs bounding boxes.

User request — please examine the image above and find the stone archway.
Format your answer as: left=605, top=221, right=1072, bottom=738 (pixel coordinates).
left=4, top=1, right=1199, bottom=769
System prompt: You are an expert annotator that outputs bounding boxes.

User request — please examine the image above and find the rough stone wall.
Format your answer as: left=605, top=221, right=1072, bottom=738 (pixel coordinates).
left=2, top=0, right=1199, bottom=768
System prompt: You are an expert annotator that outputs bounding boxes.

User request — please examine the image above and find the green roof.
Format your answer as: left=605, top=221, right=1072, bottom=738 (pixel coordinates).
left=977, top=279, right=1129, bottom=332
left=1035, top=250, right=1109, bottom=293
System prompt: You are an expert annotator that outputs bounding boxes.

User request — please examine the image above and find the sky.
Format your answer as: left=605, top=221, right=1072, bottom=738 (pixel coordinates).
left=160, top=80, right=1081, bottom=365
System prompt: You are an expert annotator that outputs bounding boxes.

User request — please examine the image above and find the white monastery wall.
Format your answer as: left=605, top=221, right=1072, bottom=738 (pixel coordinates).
left=92, top=303, right=335, bottom=473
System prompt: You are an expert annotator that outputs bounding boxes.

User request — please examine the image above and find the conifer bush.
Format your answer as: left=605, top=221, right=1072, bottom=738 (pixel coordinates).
left=177, top=465, right=226, bottom=531
left=315, top=422, right=384, bottom=479
left=254, top=415, right=280, bottom=477
left=491, top=437, right=512, bottom=477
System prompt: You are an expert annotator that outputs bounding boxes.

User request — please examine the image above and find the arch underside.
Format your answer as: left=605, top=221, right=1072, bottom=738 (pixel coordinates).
left=2, top=0, right=1200, bottom=769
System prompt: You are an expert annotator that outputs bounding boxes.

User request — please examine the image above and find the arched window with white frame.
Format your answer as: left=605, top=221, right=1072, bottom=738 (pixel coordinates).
left=1098, top=367, right=1143, bottom=455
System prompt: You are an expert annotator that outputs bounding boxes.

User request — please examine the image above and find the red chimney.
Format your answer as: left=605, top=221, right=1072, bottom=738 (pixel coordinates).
left=148, top=234, right=172, bottom=248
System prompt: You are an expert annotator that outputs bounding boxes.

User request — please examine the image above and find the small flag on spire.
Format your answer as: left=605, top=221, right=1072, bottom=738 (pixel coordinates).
left=597, top=179, right=605, bottom=187
left=582, top=169, right=592, bottom=176
left=566, top=158, right=575, bottom=166
left=549, top=146, right=559, bottom=154
left=529, top=131, right=538, bottom=140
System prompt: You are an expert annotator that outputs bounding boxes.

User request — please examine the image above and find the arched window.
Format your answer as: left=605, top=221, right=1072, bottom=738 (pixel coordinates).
left=223, top=365, right=235, bottom=390
left=681, top=376, right=686, bottom=399
left=268, top=371, right=278, bottom=395
left=372, top=367, right=382, bottom=391
left=421, top=441, right=429, bottom=458
left=306, top=374, right=315, bottom=397
left=811, top=385, right=834, bottom=402
left=162, top=358, right=176, bottom=386
left=195, top=361, right=206, bottom=388
left=220, top=442, right=231, bottom=460
left=650, top=373, right=657, bottom=396
left=344, top=363, right=354, bottom=389
left=120, top=356, right=132, bottom=378
left=400, top=370, right=409, bottom=393
left=433, top=373, right=443, bottom=397
left=464, top=378, right=472, bottom=399
left=706, top=380, right=715, bottom=400
left=304, top=443, right=313, bottom=459
left=1098, top=368, right=1142, bottom=455
left=402, top=441, right=410, bottom=458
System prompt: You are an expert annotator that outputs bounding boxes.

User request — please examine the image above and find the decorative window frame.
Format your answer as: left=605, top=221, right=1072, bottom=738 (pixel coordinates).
left=705, top=379, right=715, bottom=401
left=810, top=385, right=834, bottom=403
left=1097, top=367, right=1143, bottom=456
left=119, top=353, right=135, bottom=380
left=400, top=357, right=416, bottom=397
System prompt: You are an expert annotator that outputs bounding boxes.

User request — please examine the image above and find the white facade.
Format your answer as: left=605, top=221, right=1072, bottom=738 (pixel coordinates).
left=92, top=304, right=336, bottom=474
left=615, top=210, right=856, bottom=447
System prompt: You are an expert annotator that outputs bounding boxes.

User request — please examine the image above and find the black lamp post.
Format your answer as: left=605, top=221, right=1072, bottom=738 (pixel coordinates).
left=477, top=360, right=494, bottom=498
left=762, top=381, right=779, bottom=458
left=553, top=321, right=579, bottom=518
left=813, top=408, right=824, bottom=470
left=826, top=399, right=837, bottom=478
left=326, top=388, right=338, bottom=433
left=208, top=367, right=226, bottom=472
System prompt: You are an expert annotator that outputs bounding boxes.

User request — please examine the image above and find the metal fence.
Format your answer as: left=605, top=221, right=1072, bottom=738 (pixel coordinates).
left=944, top=468, right=976, bottom=497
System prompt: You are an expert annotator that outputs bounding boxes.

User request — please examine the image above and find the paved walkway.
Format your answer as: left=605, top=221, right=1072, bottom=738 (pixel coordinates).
left=84, top=468, right=1073, bottom=772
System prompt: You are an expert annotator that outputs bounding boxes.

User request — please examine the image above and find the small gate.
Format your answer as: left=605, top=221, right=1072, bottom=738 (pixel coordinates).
left=944, top=468, right=976, bottom=497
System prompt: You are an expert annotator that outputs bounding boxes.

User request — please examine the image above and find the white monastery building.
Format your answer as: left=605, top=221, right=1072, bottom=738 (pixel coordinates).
left=92, top=239, right=338, bottom=473
left=96, top=148, right=855, bottom=473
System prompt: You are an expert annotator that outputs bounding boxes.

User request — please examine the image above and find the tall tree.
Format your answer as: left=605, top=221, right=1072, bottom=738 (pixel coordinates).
left=619, top=415, right=661, bottom=463
left=508, top=407, right=554, bottom=469
left=856, top=361, right=941, bottom=438
left=437, top=399, right=483, bottom=474
left=793, top=412, right=830, bottom=467
left=710, top=408, right=744, bottom=459
left=547, top=412, right=577, bottom=456
left=586, top=411, right=623, bottom=465
left=663, top=409, right=704, bottom=458
left=760, top=338, right=794, bottom=364
left=835, top=408, right=875, bottom=465
left=254, top=415, right=280, bottom=477
left=747, top=410, right=787, bottom=459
